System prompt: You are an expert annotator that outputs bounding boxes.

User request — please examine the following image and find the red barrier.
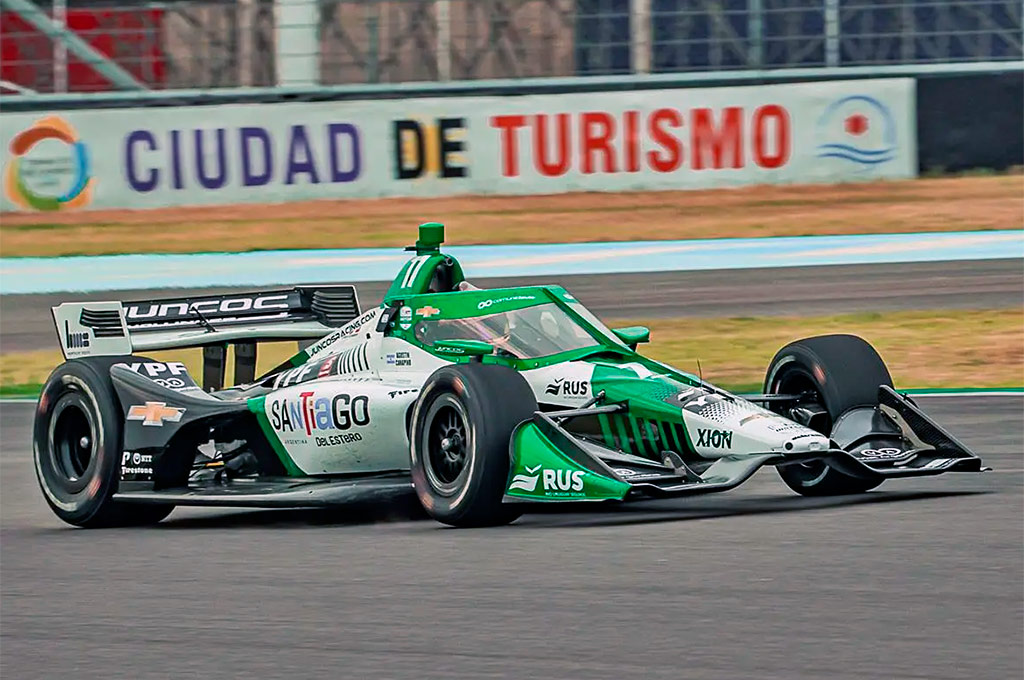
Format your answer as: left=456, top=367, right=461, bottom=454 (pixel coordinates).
left=0, top=7, right=165, bottom=92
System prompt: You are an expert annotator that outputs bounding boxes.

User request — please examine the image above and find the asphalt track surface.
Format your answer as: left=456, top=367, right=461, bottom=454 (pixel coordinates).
left=1, top=396, right=1021, bottom=680
left=2, top=259, right=1022, bottom=353
left=2, top=259, right=1022, bottom=679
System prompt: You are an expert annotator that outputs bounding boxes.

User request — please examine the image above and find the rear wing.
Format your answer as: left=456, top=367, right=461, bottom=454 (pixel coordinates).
left=53, top=285, right=359, bottom=388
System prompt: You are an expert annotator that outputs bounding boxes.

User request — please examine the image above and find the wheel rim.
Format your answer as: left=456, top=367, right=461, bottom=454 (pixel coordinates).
left=47, top=392, right=97, bottom=490
left=422, top=395, right=470, bottom=496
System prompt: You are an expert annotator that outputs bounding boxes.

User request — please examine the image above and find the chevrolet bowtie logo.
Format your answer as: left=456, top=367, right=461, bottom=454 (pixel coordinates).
left=127, top=402, right=185, bottom=426
left=416, top=305, right=440, bottom=318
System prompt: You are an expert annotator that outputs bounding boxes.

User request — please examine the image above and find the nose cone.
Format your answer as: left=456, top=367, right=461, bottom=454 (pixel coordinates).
left=784, top=431, right=831, bottom=454
left=677, top=389, right=832, bottom=458
left=738, top=416, right=831, bottom=453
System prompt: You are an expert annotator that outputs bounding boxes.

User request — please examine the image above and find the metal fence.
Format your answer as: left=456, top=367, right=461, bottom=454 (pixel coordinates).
left=1, top=0, right=1021, bottom=93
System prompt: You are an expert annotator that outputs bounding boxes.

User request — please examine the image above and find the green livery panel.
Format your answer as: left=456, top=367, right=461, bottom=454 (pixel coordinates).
left=505, top=422, right=630, bottom=502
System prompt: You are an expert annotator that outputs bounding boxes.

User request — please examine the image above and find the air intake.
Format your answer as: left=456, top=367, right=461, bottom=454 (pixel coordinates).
left=309, top=288, right=360, bottom=327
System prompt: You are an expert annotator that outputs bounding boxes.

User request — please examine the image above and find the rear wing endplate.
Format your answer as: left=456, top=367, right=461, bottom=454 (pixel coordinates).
left=53, top=285, right=359, bottom=389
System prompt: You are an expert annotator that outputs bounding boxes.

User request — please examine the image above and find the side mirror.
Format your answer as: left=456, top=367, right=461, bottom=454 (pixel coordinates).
left=612, top=326, right=650, bottom=349
left=432, top=339, right=494, bottom=361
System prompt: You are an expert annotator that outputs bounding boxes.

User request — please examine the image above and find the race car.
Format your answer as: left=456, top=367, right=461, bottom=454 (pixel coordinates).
left=34, top=223, right=987, bottom=528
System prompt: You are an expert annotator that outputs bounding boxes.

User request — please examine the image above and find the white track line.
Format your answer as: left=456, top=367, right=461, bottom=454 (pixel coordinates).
left=908, top=391, right=1024, bottom=398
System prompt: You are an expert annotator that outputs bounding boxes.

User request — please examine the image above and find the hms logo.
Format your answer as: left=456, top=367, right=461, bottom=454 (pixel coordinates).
left=64, top=320, right=89, bottom=349
left=127, top=402, right=185, bottom=427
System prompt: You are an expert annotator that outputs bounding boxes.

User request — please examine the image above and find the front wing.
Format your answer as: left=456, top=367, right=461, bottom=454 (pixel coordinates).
left=503, top=389, right=987, bottom=503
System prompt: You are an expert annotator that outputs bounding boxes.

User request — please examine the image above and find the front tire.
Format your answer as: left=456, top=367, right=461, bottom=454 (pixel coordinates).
left=410, top=363, right=536, bottom=527
left=34, top=357, right=174, bottom=527
left=764, top=334, right=891, bottom=496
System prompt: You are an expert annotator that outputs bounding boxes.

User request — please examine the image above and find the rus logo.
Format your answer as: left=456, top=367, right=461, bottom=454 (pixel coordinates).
left=542, top=469, right=584, bottom=492
left=544, top=378, right=589, bottom=397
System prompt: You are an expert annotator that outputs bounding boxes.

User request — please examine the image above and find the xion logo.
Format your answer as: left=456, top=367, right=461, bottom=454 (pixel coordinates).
left=269, top=392, right=370, bottom=436
left=64, top=319, right=89, bottom=349
left=125, top=294, right=290, bottom=321
left=696, top=428, right=732, bottom=449
left=127, top=402, right=185, bottom=427
left=544, top=378, right=589, bottom=397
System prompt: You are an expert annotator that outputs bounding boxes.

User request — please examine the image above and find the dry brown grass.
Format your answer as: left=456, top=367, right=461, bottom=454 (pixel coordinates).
left=634, top=308, right=1024, bottom=390
left=2, top=175, right=1021, bottom=257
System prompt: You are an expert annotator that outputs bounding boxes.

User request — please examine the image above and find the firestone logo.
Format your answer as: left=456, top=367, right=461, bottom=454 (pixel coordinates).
left=5, top=116, right=93, bottom=211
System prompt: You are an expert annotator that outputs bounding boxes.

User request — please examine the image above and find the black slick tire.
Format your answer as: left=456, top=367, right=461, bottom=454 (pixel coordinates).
left=764, top=334, right=891, bottom=496
left=410, top=363, right=536, bottom=527
left=33, top=356, right=174, bottom=528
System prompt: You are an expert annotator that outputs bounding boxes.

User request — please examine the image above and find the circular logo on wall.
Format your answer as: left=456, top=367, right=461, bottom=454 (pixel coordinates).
left=814, top=95, right=897, bottom=168
left=4, top=116, right=93, bottom=211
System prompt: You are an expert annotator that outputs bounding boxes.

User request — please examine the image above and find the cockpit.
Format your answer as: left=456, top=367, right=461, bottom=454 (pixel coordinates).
left=412, top=302, right=604, bottom=360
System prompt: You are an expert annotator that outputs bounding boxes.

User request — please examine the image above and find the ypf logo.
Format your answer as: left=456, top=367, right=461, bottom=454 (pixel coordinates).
left=815, top=95, right=897, bottom=168
left=4, top=116, right=93, bottom=211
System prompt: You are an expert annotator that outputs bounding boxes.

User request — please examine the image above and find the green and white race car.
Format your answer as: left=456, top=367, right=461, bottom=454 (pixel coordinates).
left=35, top=223, right=986, bottom=528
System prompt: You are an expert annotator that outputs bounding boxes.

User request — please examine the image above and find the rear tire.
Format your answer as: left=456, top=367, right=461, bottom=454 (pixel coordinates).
left=764, top=334, right=890, bottom=496
left=33, top=356, right=174, bottom=528
left=410, top=363, right=536, bottom=527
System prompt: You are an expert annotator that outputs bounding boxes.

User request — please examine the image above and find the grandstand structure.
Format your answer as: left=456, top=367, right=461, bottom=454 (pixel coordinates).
left=1, top=0, right=1021, bottom=94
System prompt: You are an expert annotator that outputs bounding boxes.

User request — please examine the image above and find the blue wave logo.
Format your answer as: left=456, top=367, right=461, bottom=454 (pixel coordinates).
left=815, top=95, right=897, bottom=167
